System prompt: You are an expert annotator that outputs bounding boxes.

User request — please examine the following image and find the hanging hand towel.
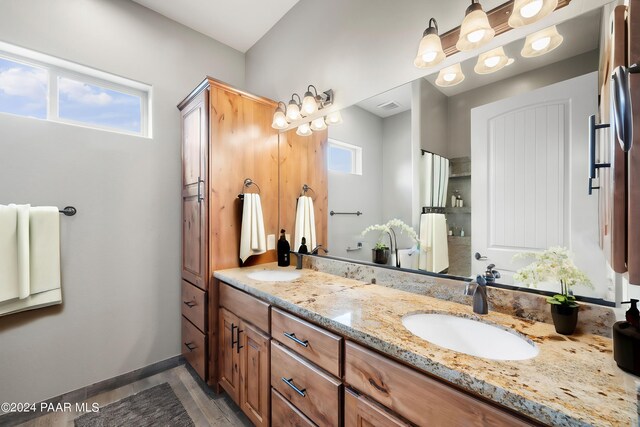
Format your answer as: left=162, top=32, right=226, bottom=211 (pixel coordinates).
left=240, top=194, right=266, bottom=263
left=29, top=206, right=60, bottom=294
left=418, top=213, right=449, bottom=273
left=0, top=205, right=19, bottom=303
left=294, top=196, right=316, bottom=251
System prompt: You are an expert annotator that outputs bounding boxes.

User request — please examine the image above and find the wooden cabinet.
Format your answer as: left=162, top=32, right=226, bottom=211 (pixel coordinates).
left=345, top=341, right=535, bottom=427
left=179, top=76, right=284, bottom=384
left=271, top=388, right=315, bottom=427
left=345, top=388, right=410, bottom=427
left=218, top=283, right=271, bottom=426
left=182, top=317, right=207, bottom=380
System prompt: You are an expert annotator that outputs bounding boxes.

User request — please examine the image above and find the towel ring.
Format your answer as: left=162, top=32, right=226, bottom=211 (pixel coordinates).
left=301, top=184, right=316, bottom=199
left=238, top=178, right=261, bottom=200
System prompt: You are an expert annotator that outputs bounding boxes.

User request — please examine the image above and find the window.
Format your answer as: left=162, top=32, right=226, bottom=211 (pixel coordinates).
left=328, top=139, right=362, bottom=175
left=0, top=41, right=151, bottom=137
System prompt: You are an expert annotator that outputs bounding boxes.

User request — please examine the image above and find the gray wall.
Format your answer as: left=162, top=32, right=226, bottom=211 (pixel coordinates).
left=417, top=80, right=448, bottom=156
left=446, top=49, right=599, bottom=158
left=0, top=0, right=244, bottom=403
left=327, top=106, right=383, bottom=261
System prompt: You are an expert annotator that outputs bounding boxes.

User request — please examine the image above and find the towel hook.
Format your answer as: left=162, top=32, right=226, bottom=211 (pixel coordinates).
left=238, top=178, right=261, bottom=200
left=301, top=184, right=315, bottom=198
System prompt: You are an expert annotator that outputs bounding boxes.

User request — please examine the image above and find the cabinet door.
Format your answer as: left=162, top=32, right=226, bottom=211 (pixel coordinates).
left=345, top=388, right=409, bottom=427
left=240, top=321, right=271, bottom=427
left=181, top=89, right=208, bottom=290
left=219, top=307, right=240, bottom=402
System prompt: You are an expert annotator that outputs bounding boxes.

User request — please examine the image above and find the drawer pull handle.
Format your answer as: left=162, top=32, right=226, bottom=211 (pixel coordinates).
left=184, top=342, right=196, bottom=352
left=183, top=301, right=196, bottom=308
left=282, top=377, right=306, bottom=397
left=284, top=332, right=309, bottom=347
left=236, top=329, right=244, bottom=354
left=231, top=324, right=238, bottom=349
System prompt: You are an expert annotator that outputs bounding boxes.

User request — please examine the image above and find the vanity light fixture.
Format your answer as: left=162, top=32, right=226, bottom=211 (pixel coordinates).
left=301, top=85, right=320, bottom=116
left=414, top=18, right=446, bottom=68
left=435, top=63, right=465, bottom=87
left=521, top=25, right=563, bottom=57
left=325, top=111, right=343, bottom=126
left=296, top=122, right=313, bottom=137
left=509, top=0, right=559, bottom=28
left=310, top=116, right=327, bottom=131
left=456, top=0, right=495, bottom=52
left=271, top=101, right=288, bottom=130
left=474, top=47, right=513, bottom=74
left=286, top=94, right=302, bottom=122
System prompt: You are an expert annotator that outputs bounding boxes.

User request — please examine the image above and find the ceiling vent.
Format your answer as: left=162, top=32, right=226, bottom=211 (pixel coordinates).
left=376, top=101, right=401, bottom=111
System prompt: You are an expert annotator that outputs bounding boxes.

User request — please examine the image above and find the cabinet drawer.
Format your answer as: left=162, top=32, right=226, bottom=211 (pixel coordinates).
left=182, top=317, right=207, bottom=380
left=272, top=307, right=342, bottom=377
left=220, top=282, right=270, bottom=333
left=345, top=388, right=410, bottom=427
left=345, top=341, right=534, bottom=427
left=272, top=388, right=316, bottom=427
left=271, top=341, right=341, bottom=427
left=181, top=280, right=206, bottom=332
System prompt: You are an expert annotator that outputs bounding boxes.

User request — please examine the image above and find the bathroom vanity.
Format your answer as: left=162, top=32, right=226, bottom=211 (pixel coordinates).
left=213, top=262, right=637, bottom=426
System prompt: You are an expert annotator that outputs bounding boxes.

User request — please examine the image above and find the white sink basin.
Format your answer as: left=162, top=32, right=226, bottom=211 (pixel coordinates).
left=246, top=270, right=302, bottom=282
left=402, top=313, right=539, bottom=361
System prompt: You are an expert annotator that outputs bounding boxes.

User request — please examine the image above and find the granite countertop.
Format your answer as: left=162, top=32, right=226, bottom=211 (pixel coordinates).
left=214, top=263, right=639, bottom=427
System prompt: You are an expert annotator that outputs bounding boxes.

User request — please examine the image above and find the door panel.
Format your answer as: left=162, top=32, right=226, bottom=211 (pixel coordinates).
left=240, top=321, right=270, bottom=427
left=219, top=308, right=240, bottom=403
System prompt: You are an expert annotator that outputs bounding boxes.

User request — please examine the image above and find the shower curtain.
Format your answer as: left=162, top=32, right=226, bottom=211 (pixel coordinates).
left=419, top=152, right=450, bottom=273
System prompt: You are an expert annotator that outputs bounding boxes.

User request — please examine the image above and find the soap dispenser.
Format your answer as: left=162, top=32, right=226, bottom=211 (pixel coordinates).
left=277, top=229, right=291, bottom=267
left=612, top=299, right=640, bottom=375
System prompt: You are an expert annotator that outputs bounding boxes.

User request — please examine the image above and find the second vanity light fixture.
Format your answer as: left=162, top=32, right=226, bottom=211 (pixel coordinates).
left=456, top=0, right=495, bottom=52
left=272, top=85, right=342, bottom=136
left=509, top=0, right=559, bottom=28
left=521, top=25, right=564, bottom=57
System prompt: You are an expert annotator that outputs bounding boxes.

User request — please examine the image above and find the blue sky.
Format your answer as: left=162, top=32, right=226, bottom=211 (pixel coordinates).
left=0, top=57, right=141, bottom=132
left=328, top=145, right=353, bottom=173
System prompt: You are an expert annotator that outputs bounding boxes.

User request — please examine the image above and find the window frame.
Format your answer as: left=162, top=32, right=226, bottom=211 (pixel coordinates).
left=328, top=138, right=363, bottom=175
left=0, top=42, right=151, bottom=138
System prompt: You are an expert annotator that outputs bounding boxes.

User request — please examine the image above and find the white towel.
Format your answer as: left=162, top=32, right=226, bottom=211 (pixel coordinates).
left=240, top=194, right=266, bottom=263
left=17, top=204, right=30, bottom=299
left=294, top=196, right=316, bottom=251
left=418, top=213, right=449, bottom=273
left=29, top=206, right=61, bottom=294
left=0, top=205, right=19, bottom=303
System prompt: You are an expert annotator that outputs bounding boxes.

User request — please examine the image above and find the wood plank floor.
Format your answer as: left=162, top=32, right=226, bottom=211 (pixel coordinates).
left=17, top=364, right=252, bottom=427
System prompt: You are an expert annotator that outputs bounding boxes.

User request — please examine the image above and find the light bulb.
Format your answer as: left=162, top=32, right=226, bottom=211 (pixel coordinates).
left=466, top=29, right=486, bottom=43
left=271, top=111, right=287, bottom=130
left=310, top=117, right=327, bottom=131
left=484, top=56, right=500, bottom=68
left=422, top=51, right=438, bottom=62
left=296, top=123, right=312, bottom=136
left=324, top=111, right=343, bottom=125
left=443, top=73, right=457, bottom=82
left=520, top=0, right=543, bottom=18
left=531, top=36, right=551, bottom=51
left=286, top=102, right=301, bottom=121
left=301, top=94, right=318, bottom=116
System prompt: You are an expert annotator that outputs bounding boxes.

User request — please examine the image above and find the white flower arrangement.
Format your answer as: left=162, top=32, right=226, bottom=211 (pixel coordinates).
left=361, top=219, right=419, bottom=247
left=513, top=247, right=592, bottom=306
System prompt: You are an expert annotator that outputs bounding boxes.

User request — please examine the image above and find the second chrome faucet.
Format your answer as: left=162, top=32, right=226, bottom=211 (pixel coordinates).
left=464, top=275, right=489, bottom=315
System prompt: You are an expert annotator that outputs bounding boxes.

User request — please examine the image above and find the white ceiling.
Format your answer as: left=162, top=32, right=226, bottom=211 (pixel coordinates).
left=131, top=0, right=300, bottom=53
left=357, top=8, right=601, bottom=118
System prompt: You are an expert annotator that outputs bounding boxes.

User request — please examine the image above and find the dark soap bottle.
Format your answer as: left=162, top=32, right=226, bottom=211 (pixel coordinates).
left=298, top=237, right=309, bottom=254
left=277, top=229, right=290, bottom=267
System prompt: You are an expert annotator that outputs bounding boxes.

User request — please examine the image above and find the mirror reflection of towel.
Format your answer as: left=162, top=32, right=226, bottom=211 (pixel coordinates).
left=419, top=213, right=449, bottom=273
left=240, top=194, right=266, bottom=263
left=294, top=196, right=316, bottom=251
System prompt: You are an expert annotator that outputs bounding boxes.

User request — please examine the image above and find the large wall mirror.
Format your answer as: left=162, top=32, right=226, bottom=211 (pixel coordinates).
left=317, top=2, right=619, bottom=304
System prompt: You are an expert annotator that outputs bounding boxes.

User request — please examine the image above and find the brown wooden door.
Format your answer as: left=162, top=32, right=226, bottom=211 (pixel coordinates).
left=181, top=88, right=209, bottom=290
left=345, top=388, right=410, bottom=427
left=219, top=307, right=240, bottom=402
left=627, top=0, right=640, bottom=284
left=239, top=321, right=271, bottom=427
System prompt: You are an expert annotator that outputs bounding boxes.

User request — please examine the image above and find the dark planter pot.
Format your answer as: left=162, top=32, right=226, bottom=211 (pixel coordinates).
left=372, top=248, right=390, bottom=264
left=550, top=304, right=579, bottom=335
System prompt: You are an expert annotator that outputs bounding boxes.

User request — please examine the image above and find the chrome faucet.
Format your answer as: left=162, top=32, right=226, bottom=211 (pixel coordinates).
left=310, top=244, right=328, bottom=255
left=464, top=275, right=489, bottom=315
left=484, top=264, right=501, bottom=283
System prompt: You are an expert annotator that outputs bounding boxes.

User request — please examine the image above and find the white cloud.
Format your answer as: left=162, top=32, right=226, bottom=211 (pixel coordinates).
left=58, top=78, right=113, bottom=106
left=0, top=66, right=48, bottom=99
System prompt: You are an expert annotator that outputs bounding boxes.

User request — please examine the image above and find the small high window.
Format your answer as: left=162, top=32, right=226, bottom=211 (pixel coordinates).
left=0, top=42, right=151, bottom=137
left=328, top=139, right=363, bottom=175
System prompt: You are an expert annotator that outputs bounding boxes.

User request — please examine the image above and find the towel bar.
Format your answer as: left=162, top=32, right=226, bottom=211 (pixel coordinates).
left=59, top=206, right=77, bottom=216
left=330, top=211, right=362, bottom=216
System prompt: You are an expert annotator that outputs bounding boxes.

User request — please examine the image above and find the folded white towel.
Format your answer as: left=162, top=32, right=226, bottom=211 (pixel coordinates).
left=294, top=196, right=316, bottom=251
left=418, top=213, right=449, bottom=273
left=17, top=204, right=30, bottom=299
left=29, top=206, right=60, bottom=294
left=240, top=194, right=266, bottom=263
left=0, top=205, right=19, bottom=303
